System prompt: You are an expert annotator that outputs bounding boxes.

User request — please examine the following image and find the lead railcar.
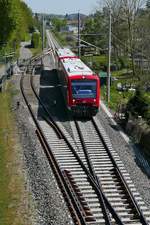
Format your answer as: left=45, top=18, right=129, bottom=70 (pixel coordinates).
left=56, top=48, right=100, bottom=117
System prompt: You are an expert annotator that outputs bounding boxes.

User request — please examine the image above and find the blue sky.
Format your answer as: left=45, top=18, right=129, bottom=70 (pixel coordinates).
left=24, top=0, right=103, bottom=15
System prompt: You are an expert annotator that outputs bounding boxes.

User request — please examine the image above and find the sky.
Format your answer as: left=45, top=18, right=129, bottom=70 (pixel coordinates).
left=23, top=0, right=103, bottom=15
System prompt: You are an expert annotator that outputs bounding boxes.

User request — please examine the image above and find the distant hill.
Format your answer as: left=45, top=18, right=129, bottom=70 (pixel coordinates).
left=65, top=13, right=87, bottom=20
left=48, top=14, right=65, bottom=19
left=34, top=13, right=87, bottom=21
left=34, top=13, right=64, bottom=20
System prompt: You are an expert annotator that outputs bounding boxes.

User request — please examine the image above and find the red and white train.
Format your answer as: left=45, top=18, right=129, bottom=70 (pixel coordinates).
left=55, top=48, right=100, bottom=117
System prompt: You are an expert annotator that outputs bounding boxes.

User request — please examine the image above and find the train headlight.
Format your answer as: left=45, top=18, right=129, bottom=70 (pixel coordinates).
left=94, top=99, right=96, bottom=102
left=73, top=99, right=76, bottom=103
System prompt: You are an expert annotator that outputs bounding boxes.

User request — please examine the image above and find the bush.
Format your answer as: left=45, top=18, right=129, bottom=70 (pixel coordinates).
left=140, top=129, right=150, bottom=156
left=92, top=61, right=100, bottom=71
left=116, top=56, right=129, bottom=69
left=126, top=87, right=150, bottom=124
left=31, top=32, right=40, bottom=48
left=144, top=109, right=150, bottom=125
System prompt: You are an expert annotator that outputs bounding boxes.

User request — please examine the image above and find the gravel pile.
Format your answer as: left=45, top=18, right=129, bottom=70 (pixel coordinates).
left=97, top=107, right=150, bottom=209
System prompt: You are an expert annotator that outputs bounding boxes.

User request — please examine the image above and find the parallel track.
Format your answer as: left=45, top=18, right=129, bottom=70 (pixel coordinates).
left=21, top=55, right=118, bottom=224
left=23, top=57, right=113, bottom=224
left=20, top=57, right=88, bottom=225
left=45, top=30, right=150, bottom=224
left=70, top=118, right=150, bottom=224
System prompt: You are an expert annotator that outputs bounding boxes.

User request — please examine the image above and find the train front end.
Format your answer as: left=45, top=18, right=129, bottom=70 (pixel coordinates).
left=68, top=75, right=100, bottom=117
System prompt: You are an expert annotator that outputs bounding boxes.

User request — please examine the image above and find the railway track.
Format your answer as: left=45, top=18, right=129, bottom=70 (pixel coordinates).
left=20, top=55, right=109, bottom=224
left=46, top=30, right=61, bottom=50
left=69, top=118, right=150, bottom=224
left=19, top=33, right=150, bottom=225
left=47, top=30, right=150, bottom=224
left=20, top=54, right=93, bottom=225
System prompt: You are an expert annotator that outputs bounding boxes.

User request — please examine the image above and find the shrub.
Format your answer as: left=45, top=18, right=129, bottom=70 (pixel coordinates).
left=116, top=56, right=129, bottom=69
left=31, top=32, right=40, bottom=48
left=126, top=87, right=150, bottom=124
left=92, top=61, right=100, bottom=71
left=144, top=109, right=150, bottom=125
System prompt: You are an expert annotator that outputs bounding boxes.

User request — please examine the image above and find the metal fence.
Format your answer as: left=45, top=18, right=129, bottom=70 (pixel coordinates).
left=0, top=61, right=17, bottom=92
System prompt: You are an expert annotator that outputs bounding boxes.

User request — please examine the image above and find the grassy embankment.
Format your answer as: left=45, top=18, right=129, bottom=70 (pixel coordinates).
left=0, top=83, right=30, bottom=225
left=54, top=32, right=68, bottom=46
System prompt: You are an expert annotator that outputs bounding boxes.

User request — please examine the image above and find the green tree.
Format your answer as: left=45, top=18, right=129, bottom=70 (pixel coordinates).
left=146, top=0, right=150, bottom=8
left=0, top=0, right=37, bottom=52
left=127, top=88, right=149, bottom=119
left=20, top=1, right=34, bottom=33
left=51, top=17, right=67, bottom=32
left=82, top=11, right=107, bottom=49
left=31, top=32, right=40, bottom=48
left=0, top=0, right=18, bottom=46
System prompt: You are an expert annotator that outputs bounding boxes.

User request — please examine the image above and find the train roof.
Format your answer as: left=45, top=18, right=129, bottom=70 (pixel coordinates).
left=57, top=48, right=76, bottom=58
left=62, top=58, right=94, bottom=76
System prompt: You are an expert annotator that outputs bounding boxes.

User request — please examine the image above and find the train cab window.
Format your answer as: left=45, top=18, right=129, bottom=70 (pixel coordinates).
left=71, top=80, right=96, bottom=99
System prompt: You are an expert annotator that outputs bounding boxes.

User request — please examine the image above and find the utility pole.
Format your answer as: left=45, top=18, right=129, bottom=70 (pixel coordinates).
left=78, top=12, right=81, bottom=57
left=107, top=8, right=111, bottom=104
left=42, top=14, right=45, bottom=51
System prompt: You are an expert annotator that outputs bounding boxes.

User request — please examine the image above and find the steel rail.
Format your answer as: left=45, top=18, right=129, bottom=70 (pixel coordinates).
left=46, top=30, right=62, bottom=51
left=74, top=119, right=112, bottom=225
left=33, top=28, right=149, bottom=225
left=92, top=117, right=149, bottom=225
left=29, top=51, right=124, bottom=225
left=30, top=68, right=63, bottom=139
left=20, top=68, right=87, bottom=225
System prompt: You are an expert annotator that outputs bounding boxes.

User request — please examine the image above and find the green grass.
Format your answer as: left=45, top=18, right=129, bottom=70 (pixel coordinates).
left=93, top=55, right=107, bottom=64
left=53, top=32, right=68, bottom=46
left=101, top=83, right=134, bottom=111
left=24, top=33, right=31, bottom=42
left=30, top=46, right=42, bottom=56
left=112, top=69, right=130, bottom=77
left=29, top=40, right=42, bottom=57
left=30, top=36, right=42, bottom=56
left=0, top=83, right=29, bottom=225
left=81, top=55, right=107, bottom=65
left=144, top=91, right=150, bottom=102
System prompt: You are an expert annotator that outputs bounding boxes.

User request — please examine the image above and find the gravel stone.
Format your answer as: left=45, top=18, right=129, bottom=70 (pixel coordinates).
left=11, top=73, right=73, bottom=225
left=97, top=106, right=150, bottom=209
left=11, top=44, right=150, bottom=225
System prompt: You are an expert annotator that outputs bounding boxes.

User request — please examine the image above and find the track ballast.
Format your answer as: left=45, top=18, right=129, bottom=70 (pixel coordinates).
left=19, top=44, right=150, bottom=225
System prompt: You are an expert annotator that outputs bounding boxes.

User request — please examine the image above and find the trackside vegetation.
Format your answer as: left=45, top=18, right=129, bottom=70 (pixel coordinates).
left=0, top=83, right=30, bottom=225
left=0, top=2, right=40, bottom=222
left=51, top=2, right=150, bottom=154
left=0, top=0, right=40, bottom=56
